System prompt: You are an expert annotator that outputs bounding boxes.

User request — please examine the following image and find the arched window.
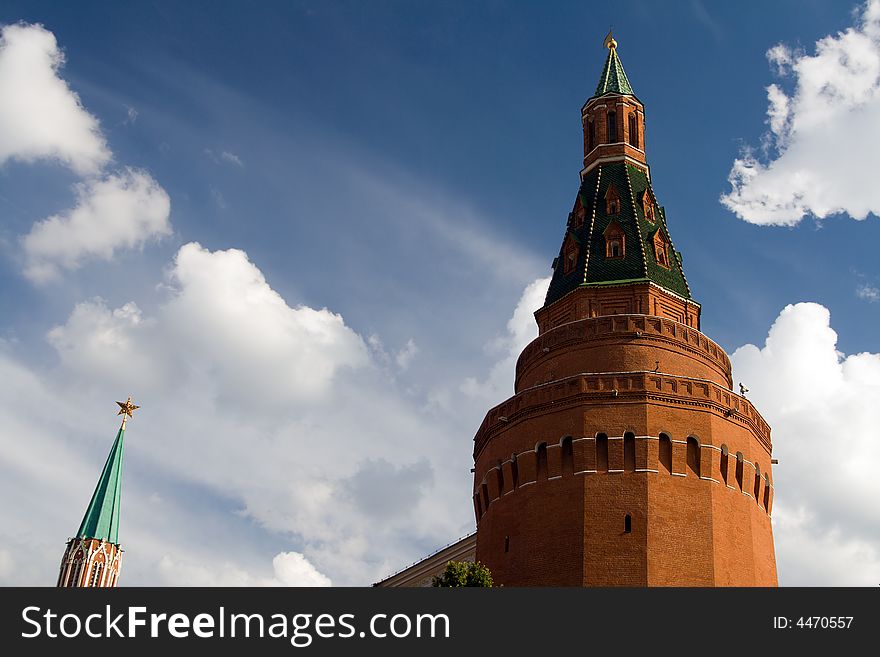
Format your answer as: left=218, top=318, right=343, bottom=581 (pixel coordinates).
left=565, top=248, right=577, bottom=274
left=624, top=432, right=635, bottom=472
left=563, top=233, right=579, bottom=274
left=510, top=454, right=519, bottom=490
left=605, top=184, right=621, bottom=215
left=654, top=231, right=670, bottom=268
left=481, top=482, right=490, bottom=510
left=90, top=562, right=104, bottom=587
left=588, top=119, right=596, bottom=152
left=720, top=444, right=729, bottom=486
left=474, top=493, right=483, bottom=520
left=607, top=111, right=617, bottom=143
left=686, top=437, right=701, bottom=477
left=642, top=190, right=655, bottom=223
left=595, top=434, right=609, bottom=472
left=735, top=452, right=744, bottom=490
left=628, top=113, right=639, bottom=148
left=494, top=467, right=504, bottom=496
left=70, top=558, right=83, bottom=587
left=763, top=475, right=771, bottom=512
left=624, top=514, right=632, bottom=533
left=659, top=433, right=672, bottom=474
left=561, top=436, right=574, bottom=475
left=504, top=536, right=510, bottom=553
left=754, top=464, right=761, bottom=503
left=573, top=197, right=586, bottom=227
left=536, top=442, right=548, bottom=480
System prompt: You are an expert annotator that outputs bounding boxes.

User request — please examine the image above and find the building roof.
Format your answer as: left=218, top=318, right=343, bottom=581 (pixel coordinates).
left=543, top=161, right=692, bottom=307
left=76, top=424, right=125, bottom=545
left=373, top=532, right=477, bottom=587
left=592, top=43, right=635, bottom=98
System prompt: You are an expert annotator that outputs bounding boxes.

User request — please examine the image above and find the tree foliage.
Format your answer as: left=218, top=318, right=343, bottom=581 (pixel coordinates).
left=431, top=560, right=493, bottom=587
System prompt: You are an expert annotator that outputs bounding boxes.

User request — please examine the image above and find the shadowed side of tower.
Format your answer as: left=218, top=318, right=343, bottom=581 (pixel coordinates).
left=471, top=37, right=777, bottom=587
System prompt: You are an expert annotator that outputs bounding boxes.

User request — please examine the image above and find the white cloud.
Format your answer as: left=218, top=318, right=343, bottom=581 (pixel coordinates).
left=856, top=282, right=880, bottom=302
left=461, top=276, right=550, bottom=405
left=46, top=299, right=165, bottom=390
left=47, top=242, right=369, bottom=407
left=395, top=339, right=419, bottom=370
left=220, top=151, right=243, bottom=167
left=163, top=243, right=369, bottom=406
left=23, top=242, right=467, bottom=586
left=730, top=302, right=880, bottom=585
left=204, top=149, right=243, bottom=167
left=0, top=23, right=110, bottom=175
left=0, top=23, right=173, bottom=282
left=21, top=168, right=171, bottom=282
left=158, top=551, right=330, bottom=587
left=721, top=0, right=880, bottom=225
left=124, top=105, right=138, bottom=125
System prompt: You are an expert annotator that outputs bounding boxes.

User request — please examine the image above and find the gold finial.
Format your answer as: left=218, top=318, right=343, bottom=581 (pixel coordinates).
left=116, top=396, right=140, bottom=428
left=604, top=30, right=617, bottom=50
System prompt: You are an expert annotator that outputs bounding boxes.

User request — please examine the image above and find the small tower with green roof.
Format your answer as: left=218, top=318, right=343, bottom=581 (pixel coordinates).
left=56, top=397, right=138, bottom=588
left=538, top=31, right=701, bottom=333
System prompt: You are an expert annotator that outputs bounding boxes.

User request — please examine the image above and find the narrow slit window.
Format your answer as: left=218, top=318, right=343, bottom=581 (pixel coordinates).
left=561, top=437, right=574, bottom=475
left=536, top=443, right=548, bottom=480
left=596, top=434, right=609, bottom=472
left=686, top=437, right=700, bottom=477
left=607, top=111, right=617, bottom=143
left=624, top=432, right=635, bottom=472
left=659, top=434, right=672, bottom=474
left=628, top=113, right=639, bottom=148
left=624, top=514, right=632, bottom=533
left=720, top=445, right=729, bottom=486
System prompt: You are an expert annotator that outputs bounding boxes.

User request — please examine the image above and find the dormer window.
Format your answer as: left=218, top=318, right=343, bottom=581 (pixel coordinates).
left=605, top=183, right=621, bottom=215
left=604, top=219, right=625, bottom=259
left=642, top=190, right=655, bottom=223
left=653, top=230, right=670, bottom=268
left=562, top=233, right=579, bottom=274
left=628, top=112, right=639, bottom=148
left=573, top=195, right=586, bottom=227
left=606, top=111, right=617, bottom=143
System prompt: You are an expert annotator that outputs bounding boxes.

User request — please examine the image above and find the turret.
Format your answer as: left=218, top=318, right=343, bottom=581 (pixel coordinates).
left=56, top=397, right=138, bottom=588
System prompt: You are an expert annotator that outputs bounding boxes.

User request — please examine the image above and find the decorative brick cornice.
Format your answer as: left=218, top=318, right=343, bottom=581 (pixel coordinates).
left=518, top=313, right=730, bottom=388
left=473, top=370, right=771, bottom=460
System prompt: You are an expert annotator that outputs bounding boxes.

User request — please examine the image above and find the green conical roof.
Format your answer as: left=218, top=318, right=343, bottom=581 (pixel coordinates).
left=76, top=423, right=125, bottom=544
left=544, top=162, right=694, bottom=307
left=593, top=45, right=634, bottom=98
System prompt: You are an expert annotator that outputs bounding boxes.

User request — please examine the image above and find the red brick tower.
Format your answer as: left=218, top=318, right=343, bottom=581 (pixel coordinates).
left=472, top=36, right=777, bottom=586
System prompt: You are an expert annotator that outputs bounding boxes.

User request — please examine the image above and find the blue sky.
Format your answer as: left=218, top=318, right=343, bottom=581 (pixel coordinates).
left=0, top=0, right=878, bottom=586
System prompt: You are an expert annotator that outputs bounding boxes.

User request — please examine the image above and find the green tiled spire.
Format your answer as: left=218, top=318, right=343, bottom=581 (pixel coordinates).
left=75, top=399, right=137, bottom=545
left=593, top=37, right=634, bottom=98
left=76, top=424, right=125, bottom=544
left=544, top=162, right=693, bottom=306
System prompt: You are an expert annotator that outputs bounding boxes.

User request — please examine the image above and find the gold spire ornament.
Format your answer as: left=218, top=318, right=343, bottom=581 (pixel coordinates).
left=116, top=396, right=140, bottom=429
left=603, top=30, right=617, bottom=50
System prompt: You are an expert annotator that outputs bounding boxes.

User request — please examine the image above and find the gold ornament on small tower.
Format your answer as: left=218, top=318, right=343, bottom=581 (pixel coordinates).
left=116, top=396, right=140, bottom=429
